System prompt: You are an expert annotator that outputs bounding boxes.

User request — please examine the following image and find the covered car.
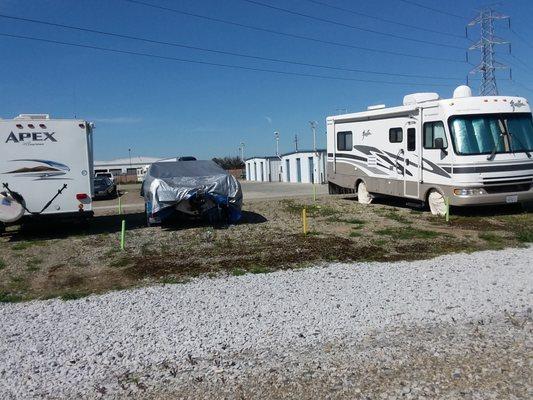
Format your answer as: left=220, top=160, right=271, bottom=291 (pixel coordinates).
left=142, top=159, right=242, bottom=226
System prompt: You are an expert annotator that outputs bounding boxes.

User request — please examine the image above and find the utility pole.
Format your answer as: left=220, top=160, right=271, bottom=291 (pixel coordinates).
left=274, top=131, right=280, bottom=157
left=294, top=134, right=298, bottom=152
left=128, top=148, right=132, bottom=168
left=309, top=121, right=318, bottom=154
left=239, top=142, right=245, bottom=161
left=467, top=8, right=510, bottom=95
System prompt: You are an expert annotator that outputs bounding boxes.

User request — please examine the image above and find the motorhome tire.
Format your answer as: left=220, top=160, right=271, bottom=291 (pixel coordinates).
left=427, top=189, right=446, bottom=216
left=357, top=181, right=373, bottom=204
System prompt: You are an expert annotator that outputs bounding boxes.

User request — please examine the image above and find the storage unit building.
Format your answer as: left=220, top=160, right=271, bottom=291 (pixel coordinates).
left=280, top=150, right=327, bottom=184
left=245, top=156, right=281, bottom=182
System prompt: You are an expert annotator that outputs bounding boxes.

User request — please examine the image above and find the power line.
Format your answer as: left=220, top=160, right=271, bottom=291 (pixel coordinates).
left=120, top=0, right=463, bottom=63
left=510, top=28, right=533, bottom=50
left=0, top=32, right=455, bottom=87
left=298, top=0, right=465, bottom=39
left=242, top=0, right=464, bottom=49
left=0, top=13, right=460, bottom=81
left=396, top=0, right=465, bottom=20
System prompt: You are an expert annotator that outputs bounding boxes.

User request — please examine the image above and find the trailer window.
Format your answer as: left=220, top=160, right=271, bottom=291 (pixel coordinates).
left=389, top=128, right=403, bottom=143
left=337, top=131, right=353, bottom=151
left=407, top=128, right=416, bottom=151
left=423, top=121, right=448, bottom=149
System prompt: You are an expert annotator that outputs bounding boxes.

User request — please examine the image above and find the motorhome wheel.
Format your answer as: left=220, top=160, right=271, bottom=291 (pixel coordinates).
left=357, top=181, right=373, bottom=205
left=428, top=189, right=446, bottom=216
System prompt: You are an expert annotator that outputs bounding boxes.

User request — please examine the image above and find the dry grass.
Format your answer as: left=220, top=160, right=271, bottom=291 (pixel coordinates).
left=0, top=195, right=531, bottom=301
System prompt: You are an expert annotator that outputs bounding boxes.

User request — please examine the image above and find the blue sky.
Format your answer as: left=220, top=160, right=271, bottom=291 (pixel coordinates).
left=0, top=0, right=531, bottom=161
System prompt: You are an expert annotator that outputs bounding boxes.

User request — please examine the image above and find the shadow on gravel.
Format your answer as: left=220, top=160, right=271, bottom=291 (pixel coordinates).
left=159, top=210, right=268, bottom=232
left=342, top=194, right=532, bottom=216
left=3, top=212, right=147, bottom=242
left=2, top=210, right=268, bottom=242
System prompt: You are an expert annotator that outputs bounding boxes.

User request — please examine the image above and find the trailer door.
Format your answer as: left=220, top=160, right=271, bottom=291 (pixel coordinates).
left=403, top=127, right=420, bottom=198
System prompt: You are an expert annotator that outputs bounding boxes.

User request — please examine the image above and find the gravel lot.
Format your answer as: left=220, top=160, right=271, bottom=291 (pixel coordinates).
left=1, top=247, right=532, bottom=399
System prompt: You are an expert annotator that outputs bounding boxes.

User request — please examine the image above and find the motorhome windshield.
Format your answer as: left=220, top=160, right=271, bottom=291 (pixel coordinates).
left=449, top=113, right=533, bottom=156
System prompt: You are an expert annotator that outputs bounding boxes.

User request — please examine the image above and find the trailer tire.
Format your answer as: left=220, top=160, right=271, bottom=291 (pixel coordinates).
left=357, top=181, right=373, bottom=205
left=427, top=189, right=446, bottom=216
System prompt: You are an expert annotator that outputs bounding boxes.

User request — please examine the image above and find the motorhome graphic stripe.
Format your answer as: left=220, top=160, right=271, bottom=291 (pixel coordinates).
left=442, top=163, right=533, bottom=174
left=327, top=153, right=367, bottom=163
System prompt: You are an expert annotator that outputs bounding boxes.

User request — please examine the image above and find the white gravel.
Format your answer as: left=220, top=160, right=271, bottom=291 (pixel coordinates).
left=0, top=246, right=532, bottom=399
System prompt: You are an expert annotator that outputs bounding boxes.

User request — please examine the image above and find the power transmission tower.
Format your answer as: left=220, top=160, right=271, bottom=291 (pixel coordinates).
left=294, top=134, right=299, bottom=152
left=467, top=8, right=510, bottom=95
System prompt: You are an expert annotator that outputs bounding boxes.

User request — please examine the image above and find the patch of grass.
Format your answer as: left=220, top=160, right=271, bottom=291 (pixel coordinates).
left=60, top=291, right=90, bottom=301
left=375, top=227, right=440, bottom=240
left=249, top=265, right=270, bottom=274
left=160, top=275, right=189, bottom=284
left=0, top=291, right=24, bottom=303
left=109, top=256, right=132, bottom=268
left=515, top=226, right=533, bottom=243
left=11, top=240, right=47, bottom=251
left=0, top=259, right=6, bottom=270
left=12, top=242, right=33, bottom=251
left=478, top=231, right=504, bottom=245
left=349, top=231, right=362, bottom=237
left=231, top=268, right=246, bottom=276
left=26, top=257, right=43, bottom=272
left=282, top=200, right=338, bottom=217
left=382, top=211, right=412, bottom=224
left=306, top=230, right=321, bottom=236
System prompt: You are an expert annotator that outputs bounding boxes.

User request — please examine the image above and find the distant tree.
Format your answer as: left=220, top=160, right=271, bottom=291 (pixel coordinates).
left=212, top=156, right=244, bottom=170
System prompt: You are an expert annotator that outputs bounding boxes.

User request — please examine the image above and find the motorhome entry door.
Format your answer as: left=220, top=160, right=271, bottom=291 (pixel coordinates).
left=403, top=127, right=420, bottom=198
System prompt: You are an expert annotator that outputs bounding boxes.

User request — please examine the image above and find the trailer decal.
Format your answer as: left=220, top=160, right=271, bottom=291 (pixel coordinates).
left=3, top=159, right=70, bottom=180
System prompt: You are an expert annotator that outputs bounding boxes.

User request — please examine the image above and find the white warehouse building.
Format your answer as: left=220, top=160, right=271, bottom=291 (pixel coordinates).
left=246, top=150, right=326, bottom=184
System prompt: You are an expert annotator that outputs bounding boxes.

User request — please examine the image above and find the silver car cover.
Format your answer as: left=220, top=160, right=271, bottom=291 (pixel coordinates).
left=143, top=159, right=242, bottom=223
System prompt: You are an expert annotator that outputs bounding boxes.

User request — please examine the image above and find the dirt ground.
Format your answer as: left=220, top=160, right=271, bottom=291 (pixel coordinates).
left=0, top=186, right=532, bottom=302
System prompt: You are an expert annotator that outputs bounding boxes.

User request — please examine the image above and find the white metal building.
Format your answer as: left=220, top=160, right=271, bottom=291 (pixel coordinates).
left=245, top=156, right=281, bottom=182
left=280, top=150, right=327, bottom=184
left=246, top=150, right=326, bottom=184
left=94, top=156, right=161, bottom=176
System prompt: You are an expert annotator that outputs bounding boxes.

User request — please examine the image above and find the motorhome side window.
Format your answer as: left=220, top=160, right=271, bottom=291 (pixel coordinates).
left=337, top=131, right=353, bottom=151
left=424, top=121, right=448, bottom=149
left=389, top=128, right=403, bottom=143
left=407, top=128, right=416, bottom=151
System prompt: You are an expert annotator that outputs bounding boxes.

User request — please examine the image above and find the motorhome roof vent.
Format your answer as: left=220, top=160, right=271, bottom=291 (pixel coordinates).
left=14, top=114, right=50, bottom=120
left=403, top=92, right=440, bottom=106
left=367, top=104, right=386, bottom=111
left=453, top=85, right=473, bottom=99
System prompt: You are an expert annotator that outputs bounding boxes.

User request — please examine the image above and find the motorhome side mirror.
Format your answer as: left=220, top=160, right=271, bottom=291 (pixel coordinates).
left=434, top=138, right=445, bottom=149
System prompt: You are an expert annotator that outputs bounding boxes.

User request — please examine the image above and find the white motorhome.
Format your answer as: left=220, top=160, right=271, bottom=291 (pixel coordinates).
left=0, top=114, right=94, bottom=231
left=327, top=86, right=533, bottom=214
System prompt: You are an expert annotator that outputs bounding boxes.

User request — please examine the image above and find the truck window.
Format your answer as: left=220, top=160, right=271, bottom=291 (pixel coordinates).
left=389, top=128, right=403, bottom=143
left=337, top=131, right=352, bottom=151
left=407, top=128, right=416, bottom=151
left=424, top=121, right=448, bottom=149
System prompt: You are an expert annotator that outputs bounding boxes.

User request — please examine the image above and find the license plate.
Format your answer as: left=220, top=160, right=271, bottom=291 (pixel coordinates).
left=506, top=195, right=518, bottom=203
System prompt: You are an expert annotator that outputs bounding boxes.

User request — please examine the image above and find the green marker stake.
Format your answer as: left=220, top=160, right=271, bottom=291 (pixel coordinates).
left=120, top=219, right=126, bottom=250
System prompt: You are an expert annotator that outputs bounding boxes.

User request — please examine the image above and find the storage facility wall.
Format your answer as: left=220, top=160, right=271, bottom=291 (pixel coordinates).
left=280, top=152, right=326, bottom=183
left=245, top=158, right=270, bottom=182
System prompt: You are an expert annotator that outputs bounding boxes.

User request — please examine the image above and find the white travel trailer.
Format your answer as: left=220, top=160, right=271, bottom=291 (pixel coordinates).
left=327, top=86, right=533, bottom=214
left=0, top=114, right=94, bottom=231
